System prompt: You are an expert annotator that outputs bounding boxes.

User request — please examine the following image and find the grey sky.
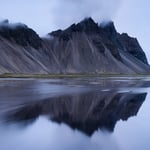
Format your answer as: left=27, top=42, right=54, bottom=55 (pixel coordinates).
left=0, top=0, right=121, bottom=34
left=0, top=0, right=149, bottom=62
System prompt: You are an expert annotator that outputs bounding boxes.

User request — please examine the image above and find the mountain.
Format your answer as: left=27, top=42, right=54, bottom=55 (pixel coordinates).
left=0, top=18, right=150, bottom=74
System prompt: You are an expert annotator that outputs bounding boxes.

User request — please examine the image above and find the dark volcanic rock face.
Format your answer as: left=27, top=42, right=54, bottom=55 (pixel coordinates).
left=50, top=18, right=99, bottom=39
left=49, top=18, right=148, bottom=65
left=102, top=22, right=148, bottom=65
left=119, top=33, right=148, bottom=64
left=0, top=21, right=42, bottom=49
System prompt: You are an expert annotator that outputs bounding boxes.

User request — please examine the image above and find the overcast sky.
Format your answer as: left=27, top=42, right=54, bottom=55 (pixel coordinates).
left=0, top=0, right=150, bottom=62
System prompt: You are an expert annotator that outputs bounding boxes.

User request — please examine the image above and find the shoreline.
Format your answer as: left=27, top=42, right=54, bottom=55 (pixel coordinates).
left=0, top=73, right=150, bottom=79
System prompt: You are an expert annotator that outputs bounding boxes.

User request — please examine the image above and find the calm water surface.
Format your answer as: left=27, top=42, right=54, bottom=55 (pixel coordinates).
left=0, top=77, right=150, bottom=150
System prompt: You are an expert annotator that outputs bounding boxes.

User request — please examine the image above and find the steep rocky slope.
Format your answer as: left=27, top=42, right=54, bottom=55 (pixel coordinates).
left=0, top=18, right=149, bottom=74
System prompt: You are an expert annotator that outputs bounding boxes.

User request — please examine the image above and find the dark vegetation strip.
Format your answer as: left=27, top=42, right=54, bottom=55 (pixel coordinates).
left=0, top=73, right=150, bottom=79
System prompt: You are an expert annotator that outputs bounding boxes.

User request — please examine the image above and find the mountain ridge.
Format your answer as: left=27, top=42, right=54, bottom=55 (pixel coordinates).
left=0, top=17, right=149, bottom=74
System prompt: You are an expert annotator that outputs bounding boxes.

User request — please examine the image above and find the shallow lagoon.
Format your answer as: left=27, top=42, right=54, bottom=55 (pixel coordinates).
left=0, top=77, right=150, bottom=150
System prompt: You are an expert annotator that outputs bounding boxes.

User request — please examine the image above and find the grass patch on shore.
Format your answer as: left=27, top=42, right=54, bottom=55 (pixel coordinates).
left=0, top=73, right=150, bottom=79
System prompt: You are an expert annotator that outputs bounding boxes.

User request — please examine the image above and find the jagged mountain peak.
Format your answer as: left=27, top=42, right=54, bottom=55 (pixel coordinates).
left=100, top=21, right=116, bottom=30
left=0, top=20, right=28, bottom=29
left=80, top=17, right=95, bottom=24
left=100, top=21, right=117, bottom=36
left=50, top=17, right=100, bottom=39
left=0, top=20, right=42, bottom=49
left=0, top=19, right=9, bottom=24
left=49, top=18, right=118, bottom=41
left=76, top=17, right=99, bottom=32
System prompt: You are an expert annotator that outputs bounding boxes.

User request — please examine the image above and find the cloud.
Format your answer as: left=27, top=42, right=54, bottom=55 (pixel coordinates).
left=50, top=0, right=122, bottom=29
left=0, top=0, right=122, bottom=35
left=0, top=19, right=27, bottom=29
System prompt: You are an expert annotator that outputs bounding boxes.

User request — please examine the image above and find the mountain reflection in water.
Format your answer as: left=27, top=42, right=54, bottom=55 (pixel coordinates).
left=0, top=77, right=150, bottom=150
left=4, top=91, right=146, bottom=136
